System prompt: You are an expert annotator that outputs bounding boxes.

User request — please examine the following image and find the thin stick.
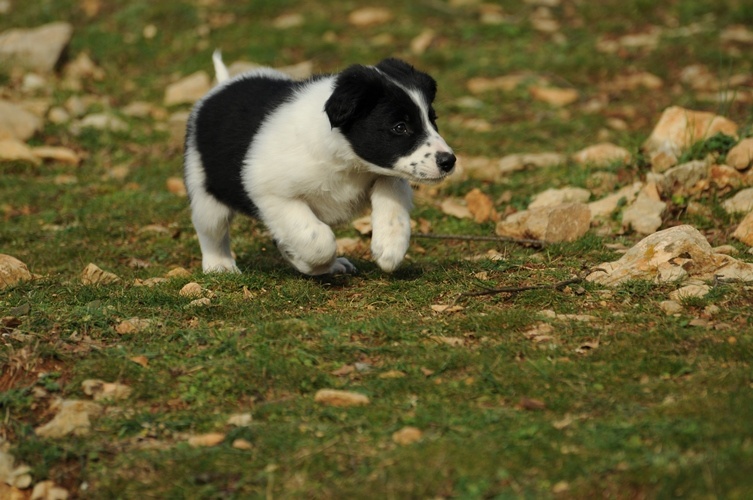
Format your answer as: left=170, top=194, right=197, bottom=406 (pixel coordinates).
left=454, top=277, right=583, bottom=304
left=413, top=233, right=547, bottom=247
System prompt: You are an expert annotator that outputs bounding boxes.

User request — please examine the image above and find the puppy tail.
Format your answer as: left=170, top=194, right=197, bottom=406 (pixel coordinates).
left=212, top=49, right=230, bottom=84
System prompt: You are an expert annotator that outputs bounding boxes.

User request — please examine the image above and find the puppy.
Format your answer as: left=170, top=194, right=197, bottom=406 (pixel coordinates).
left=183, top=52, right=455, bottom=275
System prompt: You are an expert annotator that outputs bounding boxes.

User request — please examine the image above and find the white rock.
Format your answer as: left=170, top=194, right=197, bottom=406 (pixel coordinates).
left=572, top=142, right=631, bottom=167
left=722, top=187, right=753, bottom=214
left=0, top=100, right=43, bottom=141
left=621, top=184, right=666, bottom=235
left=587, top=225, right=753, bottom=286
left=727, top=137, right=753, bottom=170
left=643, top=106, right=738, bottom=169
left=164, top=71, right=211, bottom=106
left=496, top=202, right=591, bottom=243
left=656, top=160, right=708, bottom=195
left=588, top=182, right=643, bottom=218
left=528, top=187, right=591, bottom=209
left=0, top=22, right=73, bottom=73
left=669, top=284, right=710, bottom=301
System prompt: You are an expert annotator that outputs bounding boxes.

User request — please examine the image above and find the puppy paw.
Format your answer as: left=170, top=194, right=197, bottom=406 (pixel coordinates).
left=202, top=257, right=240, bottom=274
left=330, top=257, right=357, bottom=275
left=371, top=244, right=406, bottom=273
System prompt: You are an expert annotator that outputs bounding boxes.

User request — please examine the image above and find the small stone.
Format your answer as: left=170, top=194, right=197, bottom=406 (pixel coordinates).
left=47, top=107, right=70, bottom=124
left=727, top=138, right=753, bottom=170
left=498, top=152, right=565, bottom=174
left=467, top=74, right=530, bottom=94
left=495, top=202, right=591, bottom=243
left=227, top=413, right=252, bottom=427
left=0, top=22, right=73, bottom=73
left=588, top=182, right=643, bottom=218
left=643, top=106, right=738, bottom=169
left=164, top=71, right=211, bottom=106
left=32, top=146, right=80, bottom=165
left=656, top=160, right=708, bottom=195
left=529, top=86, right=578, bottom=106
left=314, top=389, right=370, bottom=407
left=272, top=13, right=304, bottom=29
left=572, top=142, right=631, bottom=167
left=81, top=379, right=132, bottom=401
left=165, top=267, right=191, bottom=278
left=179, top=282, right=203, bottom=298
left=440, top=198, right=472, bottom=219
left=0, top=100, right=43, bottom=141
left=732, top=211, right=753, bottom=246
left=465, top=188, right=496, bottom=223
left=81, top=263, right=121, bottom=285
left=78, top=113, right=128, bottom=133
left=392, top=426, right=423, bottom=445
left=528, top=187, right=590, bottom=209
left=713, top=244, right=739, bottom=255
left=0, top=254, right=33, bottom=289
left=115, top=318, right=152, bottom=334
left=34, top=399, right=103, bottom=438
left=669, top=284, right=710, bottom=301
left=723, top=187, right=753, bottom=214
left=659, top=300, right=683, bottom=315
left=187, top=297, right=211, bottom=307
left=410, top=29, right=435, bottom=55
left=621, top=183, right=666, bottom=235
left=166, top=176, right=187, bottom=196
left=30, top=480, right=69, bottom=500
left=232, top=439, right=253, bottom=450
left=348, top=7, right=392, bottom=27
left=188, top=433, right=225, bottom=447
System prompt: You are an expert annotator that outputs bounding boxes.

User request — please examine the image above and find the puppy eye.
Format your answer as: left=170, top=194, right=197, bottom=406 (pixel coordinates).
left=391, top=122, right=409, bottom=135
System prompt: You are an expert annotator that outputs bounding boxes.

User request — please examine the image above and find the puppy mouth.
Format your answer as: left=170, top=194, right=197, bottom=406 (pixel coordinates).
left=409, top=170, right=454, bottom=184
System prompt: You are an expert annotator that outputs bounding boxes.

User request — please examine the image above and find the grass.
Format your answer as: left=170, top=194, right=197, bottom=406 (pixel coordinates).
left=2, top=0, right=753, bottom=498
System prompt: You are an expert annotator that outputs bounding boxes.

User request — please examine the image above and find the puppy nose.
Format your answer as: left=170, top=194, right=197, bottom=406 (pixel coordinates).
left=436, top=152, right=456, bottom=173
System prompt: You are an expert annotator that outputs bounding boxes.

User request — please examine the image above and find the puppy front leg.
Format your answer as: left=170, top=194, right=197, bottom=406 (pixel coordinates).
left=370, top=177, right=413, bottom=273
left=258, top=197, right=356, bottom=275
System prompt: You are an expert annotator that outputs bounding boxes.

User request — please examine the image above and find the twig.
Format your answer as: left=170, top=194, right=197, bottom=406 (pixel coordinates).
left=413, top=233, right=547, bottom=247
left=454, top=276, right=583, bottom=304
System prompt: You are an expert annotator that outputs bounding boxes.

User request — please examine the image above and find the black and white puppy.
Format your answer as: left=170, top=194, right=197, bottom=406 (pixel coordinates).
left=184, top=52, right=455, bottom=275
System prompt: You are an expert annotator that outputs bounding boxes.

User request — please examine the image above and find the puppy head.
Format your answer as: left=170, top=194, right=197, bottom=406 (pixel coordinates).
left=325, top=58, right=455, bottom=183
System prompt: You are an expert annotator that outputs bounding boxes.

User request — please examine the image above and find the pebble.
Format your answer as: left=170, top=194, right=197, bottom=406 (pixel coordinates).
left=528, top=187, right=591, bottom=209
left=727, top=138, right=753, bottom=170
left=0, top=99, right=43, bottom=141
left=722, top=187, right=753, bottom=214
left=0, top=22, right=73, bottom=73
left=496, top=202, right=591, bottom=243
left=572, top=142, right=631, bottom=167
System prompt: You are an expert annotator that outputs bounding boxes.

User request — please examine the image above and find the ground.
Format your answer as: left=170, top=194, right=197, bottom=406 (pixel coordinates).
left=2, top=0, right=753, bottom=498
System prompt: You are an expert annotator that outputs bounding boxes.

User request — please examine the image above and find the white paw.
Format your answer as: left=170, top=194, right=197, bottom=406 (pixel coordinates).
left=202, top=257, right=240, bottom=274
left=329, top=257, right=357, bottom=275
left=371, top=243, right=406, bottom=273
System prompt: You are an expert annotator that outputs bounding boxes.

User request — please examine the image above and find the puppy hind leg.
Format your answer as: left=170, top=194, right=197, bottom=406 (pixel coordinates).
left=190, top=195, right=240, bottom=273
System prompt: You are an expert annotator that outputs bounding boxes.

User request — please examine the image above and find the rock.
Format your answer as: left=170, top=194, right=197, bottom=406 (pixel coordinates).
left=0, top=100, right=43, bottom=141
left=467, top=74, right=531, bottom=94
left=114, top=318, right=152, bottom=334
left=32, top=146, right=80, bottom=165
left=528, top=187, right=591, bottom=209
left=733, top=211, right=753, bottom=246
left=727, top=137, right=753, bottom=170
left=47, top=107, right=70, bottom=124
left=440, top=198, right=472, bottom=219
left=81, top=263, right=121, bottom=285
left=709, top=164, right=744, bottom=190
left=165, top=266, right=191, bottom=278
left=166, top=176, right=187, bottom=196
left=653, top=160, right=708, bottom=195
left=498, top=152, right=566, bottom=174
left=314, top=389, right=370, bottom=407
left=63, top=51, right=104, bottom=82
left=232, top=438, right=253, bottom=450
left=78, top=113, right=128, bottom=133
left=669, top=284, right=710, bottom=301
left=0, top=254, right=33, bottom=289
left=0, top=22, right=73, bottom=73
left=348, top=7, right=392, bottom=27
left=272, top=12, right=304, bottom=29
left=720, top=25, right=753, bottom=44
left=0, top=440, right=31, bottom=489
left=586, top=225, right=753, bottom=286
left=529, top=86, right=579, bottom=106
left=495, top=202, right=591, bottom=243
left=187, top=433, right=225, bottom=447
left=621, top=183, right=666, bottom=234
left=465, top=188, right=496, bottom=222
left=0, top=138, right=40, bottom=165
left=392, top=426, right=423, bottom=445
left=179, top=282, right=203, bottom=298
left=30, top=480, right=69, bottom=500
left=659, top=300, right=683, bottom=315
left=81, top=379, right=132, bottom=401
left=164, top=71, right=211, bottom=106
left=227, top=413, right=252, bottom=427
left=572, top=142, right=631, bottom=167
left=722, top=187, right=753, bottom=214
left=588, top=182, right=643, bottom=218
left=643, top=106, right=739, bottom=169
left=34, top=399, right=103, bottom=438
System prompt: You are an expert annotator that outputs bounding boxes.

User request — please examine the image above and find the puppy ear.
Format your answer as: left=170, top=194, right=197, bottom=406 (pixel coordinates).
left=325, top=65, right=384, bottom=130
left=376, top=58, right=437, bottom=102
